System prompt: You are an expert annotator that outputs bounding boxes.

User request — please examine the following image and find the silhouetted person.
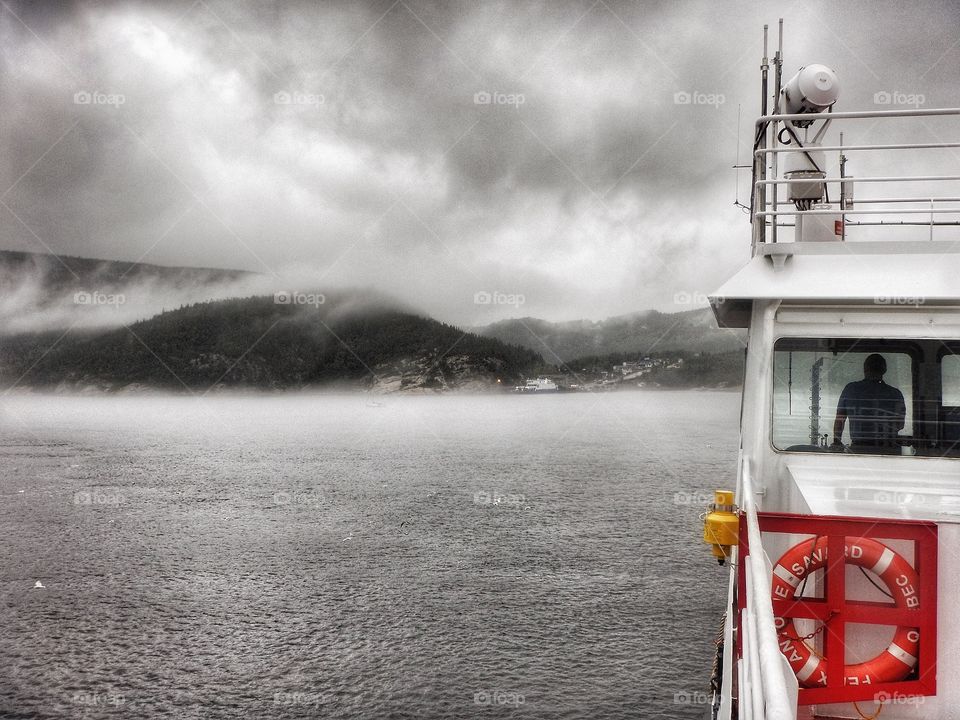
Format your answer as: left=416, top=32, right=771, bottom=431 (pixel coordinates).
left=832, top=354, right=905, bottom=451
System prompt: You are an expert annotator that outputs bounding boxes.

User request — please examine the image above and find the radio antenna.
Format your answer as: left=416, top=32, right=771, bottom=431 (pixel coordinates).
left=733, top=104, right=751, bottom=212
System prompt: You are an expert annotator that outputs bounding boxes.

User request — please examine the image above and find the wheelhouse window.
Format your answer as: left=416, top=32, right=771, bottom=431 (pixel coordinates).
left=773, top=339, right=916, bottom=454
left=942, top=353, right=960, bottom=405
left=939, top=350, right=960, bottom=453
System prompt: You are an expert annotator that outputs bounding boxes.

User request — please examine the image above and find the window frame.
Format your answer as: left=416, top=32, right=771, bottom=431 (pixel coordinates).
left=935, top=343, right=960, bottom=452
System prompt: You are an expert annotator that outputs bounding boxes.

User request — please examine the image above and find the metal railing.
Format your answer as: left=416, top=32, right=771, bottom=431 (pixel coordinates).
left=751, top=107, right=960, bottom=249
left=738, top=460, right=797, bottom=719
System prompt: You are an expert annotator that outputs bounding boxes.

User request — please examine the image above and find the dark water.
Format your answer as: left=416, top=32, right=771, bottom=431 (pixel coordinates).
left=0, top=391, right=738, bottom=719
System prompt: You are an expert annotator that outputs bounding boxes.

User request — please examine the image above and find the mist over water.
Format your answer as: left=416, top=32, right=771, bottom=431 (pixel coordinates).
left=0, top=391, right=737, bottom=719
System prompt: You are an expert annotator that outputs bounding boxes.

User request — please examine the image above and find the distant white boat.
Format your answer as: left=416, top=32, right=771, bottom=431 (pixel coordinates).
left=514, top=377, right=559, bottom=393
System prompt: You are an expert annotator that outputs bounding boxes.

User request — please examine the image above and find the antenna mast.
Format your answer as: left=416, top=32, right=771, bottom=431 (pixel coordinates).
left=771, top=19, right=783, bottom=244
left=753, top=24, right=769, bottom=250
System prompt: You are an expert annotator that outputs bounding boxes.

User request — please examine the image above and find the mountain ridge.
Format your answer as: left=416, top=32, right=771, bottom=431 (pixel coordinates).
left=472, top=307, right=743, bottom=362
left=0, top=294, right=540, bottom=393
left=0, top=249, right=744, bottom=390
left=0, top=248, right=253, bottom=288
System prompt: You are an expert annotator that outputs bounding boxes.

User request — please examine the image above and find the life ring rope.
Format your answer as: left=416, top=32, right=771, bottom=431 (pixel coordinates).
left=771, top=535, right=921, bottom=688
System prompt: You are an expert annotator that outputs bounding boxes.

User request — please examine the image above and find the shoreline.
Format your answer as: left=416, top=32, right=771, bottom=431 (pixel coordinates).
left=0, top=383, right=743, bottom=398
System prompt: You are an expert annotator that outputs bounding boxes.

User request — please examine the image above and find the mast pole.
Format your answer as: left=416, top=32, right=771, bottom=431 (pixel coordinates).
left=771, top=19, right=783, bottom=244
left=839, top=131, right=847, bottom=241
left=754, top=25, right=769, bottom=251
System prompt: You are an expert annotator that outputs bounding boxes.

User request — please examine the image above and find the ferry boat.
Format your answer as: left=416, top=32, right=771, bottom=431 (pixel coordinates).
left=514, top=377, right=559, bottom=393
left=701, top=20, right=960, bottom=720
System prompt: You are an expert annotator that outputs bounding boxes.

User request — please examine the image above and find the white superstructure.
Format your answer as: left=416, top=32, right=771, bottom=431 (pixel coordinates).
left=705, top=20, right=960, bottom=720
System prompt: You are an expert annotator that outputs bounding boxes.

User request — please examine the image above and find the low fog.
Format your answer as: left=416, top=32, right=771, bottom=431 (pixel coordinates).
left=0, top=255, right=418, bottom=334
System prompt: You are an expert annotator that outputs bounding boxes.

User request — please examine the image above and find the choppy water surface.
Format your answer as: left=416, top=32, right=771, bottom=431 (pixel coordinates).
left=0, top=391, right=739, bottom=719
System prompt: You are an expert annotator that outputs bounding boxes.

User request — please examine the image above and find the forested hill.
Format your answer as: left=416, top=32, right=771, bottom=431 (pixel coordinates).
left=0, top=295, right=541, bottom=393
left=0, top=249, right=744, bottom=392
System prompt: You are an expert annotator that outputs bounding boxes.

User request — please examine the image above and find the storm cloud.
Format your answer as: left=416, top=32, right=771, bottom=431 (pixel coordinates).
left=2, top=0, right=959, bottom=324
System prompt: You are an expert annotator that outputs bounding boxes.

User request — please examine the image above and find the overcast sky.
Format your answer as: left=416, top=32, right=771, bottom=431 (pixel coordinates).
left=1, top=0, right=958, bottom=325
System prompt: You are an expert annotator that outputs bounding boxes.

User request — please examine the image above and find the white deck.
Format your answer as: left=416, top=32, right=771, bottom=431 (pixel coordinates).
left=710, top=245, right=960, bottom=328
left=715, top=248, right=960, bottom=303
left=782, top=459, right=960, bottom=523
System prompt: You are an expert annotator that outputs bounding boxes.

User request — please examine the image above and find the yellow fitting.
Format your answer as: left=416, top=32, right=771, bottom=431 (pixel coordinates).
left=703, top=489, right=739, bottom=565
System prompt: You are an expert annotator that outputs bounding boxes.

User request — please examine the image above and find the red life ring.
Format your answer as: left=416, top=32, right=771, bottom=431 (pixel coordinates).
left=770, top=536, right=921, bottom=687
